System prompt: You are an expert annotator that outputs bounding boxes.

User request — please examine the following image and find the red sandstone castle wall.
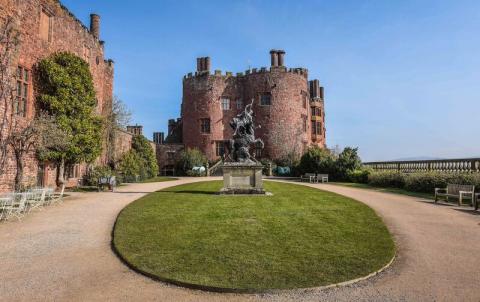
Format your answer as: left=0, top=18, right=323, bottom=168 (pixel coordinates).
left=181, top=62, right=321, bottom=162
left=0, top=0, right=114, bottom=191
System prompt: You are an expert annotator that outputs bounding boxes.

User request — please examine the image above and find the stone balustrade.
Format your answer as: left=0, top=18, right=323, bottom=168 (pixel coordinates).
left=364, top=158, right=480, bottom=173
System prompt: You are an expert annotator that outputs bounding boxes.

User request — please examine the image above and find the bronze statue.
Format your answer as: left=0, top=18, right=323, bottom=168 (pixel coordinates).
left=228, top=99, right=264, bottom=163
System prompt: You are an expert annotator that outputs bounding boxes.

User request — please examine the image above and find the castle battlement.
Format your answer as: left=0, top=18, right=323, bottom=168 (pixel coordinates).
left=177, top=50, right=326, bottom=162
left=184, top=54, right=309, bottom=80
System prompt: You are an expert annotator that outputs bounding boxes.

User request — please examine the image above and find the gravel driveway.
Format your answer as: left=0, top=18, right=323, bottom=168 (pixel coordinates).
left=0, top=178, right=478, bottom=302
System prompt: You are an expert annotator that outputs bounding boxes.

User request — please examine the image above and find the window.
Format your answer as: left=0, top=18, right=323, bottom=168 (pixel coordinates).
left=302, top=115, right=307, bottom=132
left=15, top=66, right=28, bottom=117
left=260, top=94, right=271, bottom=106
left=311, top=107, right=322, bottom=116
left=66, top=164, right=80, bottom=179
left=303, top=95, right=307, bottom=109
left=200, top=118, right=210, bottom=133
left=40, top=9, right=53, bottom=42
left=236, top=99, right=243, bottom=109
left=215, top=141, right=226, bottom=157
left=312, top=121, right=322, bottom=135
left=221, top=98, right=230, bottom=110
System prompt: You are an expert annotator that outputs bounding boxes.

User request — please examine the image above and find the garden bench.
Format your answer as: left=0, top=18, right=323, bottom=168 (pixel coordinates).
left=98, top=176, right=116, bottom=192
left=317, top=174, right=329, bottom=183
left=300, top=173, right=317, bottom=183
left=434, top=184, right=475, bottom=206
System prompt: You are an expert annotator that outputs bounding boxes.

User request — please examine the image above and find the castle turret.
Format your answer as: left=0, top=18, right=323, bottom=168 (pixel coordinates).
left=90, top=14, right=100, bottom=39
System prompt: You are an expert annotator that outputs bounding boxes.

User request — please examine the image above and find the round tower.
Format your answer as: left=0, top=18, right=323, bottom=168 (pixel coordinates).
left=181, top=51, right=322, bottom=162
left=242, top=51, right=310, bottom=160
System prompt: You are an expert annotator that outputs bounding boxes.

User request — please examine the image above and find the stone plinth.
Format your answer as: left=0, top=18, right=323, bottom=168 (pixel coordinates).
left=219, top=162, right=265, bottom=195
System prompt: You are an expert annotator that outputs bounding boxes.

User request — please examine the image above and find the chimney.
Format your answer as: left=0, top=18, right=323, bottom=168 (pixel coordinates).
left=277, top=50, right=285, bottom=66
left=197, top=58, right=202, bottom=72
left=204, top=57, right=211, bottom=72
left=270, top=50, right=278, bottom=67
left=197, top=57, right=211, bottom=73
left=90, top=14, right=100, bottom=39
left=309, top=80, right=322, bottom=99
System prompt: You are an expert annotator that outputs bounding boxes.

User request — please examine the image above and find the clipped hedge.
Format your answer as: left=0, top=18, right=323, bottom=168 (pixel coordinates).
left=368, top=171, right=406, bottom=188
left=366, top=171, right=480, bottom=194
left=347, top=167, right=372, bottom=184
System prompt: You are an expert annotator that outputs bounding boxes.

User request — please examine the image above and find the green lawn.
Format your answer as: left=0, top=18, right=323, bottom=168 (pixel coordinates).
left=140, top=176, right=178, bottom=183
left=113, top=181, right=395, bottom=292
left=332, top=182, right=434, bottom=199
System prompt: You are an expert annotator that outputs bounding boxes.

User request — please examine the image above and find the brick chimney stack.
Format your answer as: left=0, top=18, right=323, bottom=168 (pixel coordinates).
left=196, top=57, right=211, bottom=73
left=90, top=14, right=100, bottom=39
left=270, top=50, right=279, bottom=67
left=277, top=50, right=285, bottom=66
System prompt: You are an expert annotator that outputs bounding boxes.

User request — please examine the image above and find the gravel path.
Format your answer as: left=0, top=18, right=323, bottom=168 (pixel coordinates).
left=0, top=178, right=479, bottom=302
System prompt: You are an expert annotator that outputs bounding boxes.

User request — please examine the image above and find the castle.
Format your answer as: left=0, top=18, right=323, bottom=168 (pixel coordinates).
left=157, top=50, right=326, bottom=174
left=0, top=0, right=132, bottom=191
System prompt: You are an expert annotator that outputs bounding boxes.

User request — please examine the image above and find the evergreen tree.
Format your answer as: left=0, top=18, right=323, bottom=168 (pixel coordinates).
left=37, top=52, right=103, bottom=185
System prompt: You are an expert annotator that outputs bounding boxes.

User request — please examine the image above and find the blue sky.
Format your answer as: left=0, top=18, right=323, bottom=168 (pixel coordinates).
left=62, top=0, right=480, bottom=161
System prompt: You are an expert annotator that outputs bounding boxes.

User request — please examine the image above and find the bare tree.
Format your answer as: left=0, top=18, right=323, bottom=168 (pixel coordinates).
left=8, top=114, right=69, bottom=190
left=105, top=95, right=132, bottom=167
left=0, top=17, right=20, bottom=174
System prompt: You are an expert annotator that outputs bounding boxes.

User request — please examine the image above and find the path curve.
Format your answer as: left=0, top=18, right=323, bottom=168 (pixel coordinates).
left=0, top=178, right=479, bottom=302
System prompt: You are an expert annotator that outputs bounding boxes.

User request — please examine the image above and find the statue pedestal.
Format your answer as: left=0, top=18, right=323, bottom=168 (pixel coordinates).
left=219, top=162, right=266, bottom=195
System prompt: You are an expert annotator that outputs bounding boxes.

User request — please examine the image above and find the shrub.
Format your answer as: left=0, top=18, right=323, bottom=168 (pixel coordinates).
left=403, top=172, right=447, bottom=193
left=175, top=148, right=207, bottom=176
left=335, top=147, right=362, bottom=180
left=117, top=150, right=142, bottom=182
left=404, top=172, right=480, bottom=193
left=84, top=165, right=113, bottom=186
left=368, top=171, right=406, bottom=188
left=347, top=167, right=372, bottom=184
left=297, top=147, right=336, bottom=176
left=132, top=135, right=158, bottom=179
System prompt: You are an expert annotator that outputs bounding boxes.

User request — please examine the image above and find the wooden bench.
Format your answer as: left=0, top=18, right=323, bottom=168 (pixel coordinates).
left=98, top=176, right=116, bottom=192
left=317, top=174, right=329, bottom=183
left=300, top=173, right=317, bottom=183
left=434, top=184, right=475, bottom=206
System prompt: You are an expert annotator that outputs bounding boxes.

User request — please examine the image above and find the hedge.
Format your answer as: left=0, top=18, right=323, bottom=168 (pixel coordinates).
left=365, top=171, right=480, bottom=193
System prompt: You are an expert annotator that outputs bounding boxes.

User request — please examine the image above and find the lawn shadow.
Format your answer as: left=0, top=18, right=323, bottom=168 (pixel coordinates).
left=156, top=190, right=217, bottom=195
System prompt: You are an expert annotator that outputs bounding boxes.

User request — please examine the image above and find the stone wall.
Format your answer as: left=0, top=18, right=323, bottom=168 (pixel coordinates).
left=180, top=50, right=326, bottom=162
left=156, top=144, right=184, bottom=176
left=0, top=0, right=114, bottom=191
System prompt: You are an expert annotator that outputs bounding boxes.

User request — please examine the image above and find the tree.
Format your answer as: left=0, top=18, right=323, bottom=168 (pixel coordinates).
left=0, top=17, right=20, bottom=174
left=36, top=52, right=104, bottom=185
left=8, top=114, right=68, bottom=190
left=336, top=147, right=362, bottom=180
left=297, top=146, right=336, bottom=175
left=131, top=135, right=158, bottom=179
left=117, top=150, right=141, bottom=182
left=105, top=95, right=132, bottom=167
left=175, top=148, right=207, bottom=175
